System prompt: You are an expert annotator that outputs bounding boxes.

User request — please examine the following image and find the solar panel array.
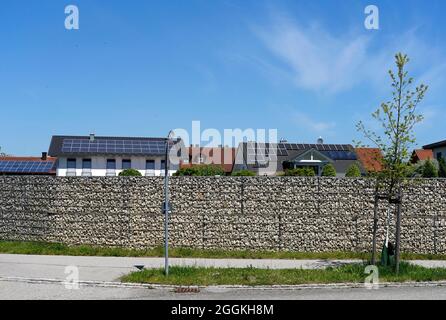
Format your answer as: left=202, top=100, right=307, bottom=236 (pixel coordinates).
left=61, top=139, right=167, bottom=155
left=277, top=143, right=352, bottom=152
left=246, top=142, right=279, bottom=164
left=321, top=150, right=357, bottom=160
left=244, top=142, right=355, bottom=161
left=0, top=161, right=55, bottom=173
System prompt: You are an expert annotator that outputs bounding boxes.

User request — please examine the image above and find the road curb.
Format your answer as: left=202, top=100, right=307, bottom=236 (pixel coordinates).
left=2, top=276, right=446, bottom=291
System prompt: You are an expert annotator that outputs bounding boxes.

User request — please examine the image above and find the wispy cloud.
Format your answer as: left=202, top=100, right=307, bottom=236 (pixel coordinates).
left=293, top=111, right=336, bottom=134
left=251, top=13, right=445, bottom=96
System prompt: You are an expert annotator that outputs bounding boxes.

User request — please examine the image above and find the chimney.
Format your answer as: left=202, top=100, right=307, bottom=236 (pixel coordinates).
left=41, top=152, right=48, bottom=161
left=279, top=138, right=288, bottom=143
left=90, top=133, right=95, bottom=142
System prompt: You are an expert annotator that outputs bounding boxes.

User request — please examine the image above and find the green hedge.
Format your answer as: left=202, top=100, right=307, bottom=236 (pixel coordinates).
left=284, top=167, right=316, bottom=177
left=174, top=165, right=226, bottom=176
left=232, top=170, right=256, bottom=176
left=119, top=169, right=142, bottom=176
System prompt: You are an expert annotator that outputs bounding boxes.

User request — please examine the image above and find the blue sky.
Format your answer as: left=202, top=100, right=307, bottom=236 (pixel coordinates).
left=1, top=0, right=446, bottom=155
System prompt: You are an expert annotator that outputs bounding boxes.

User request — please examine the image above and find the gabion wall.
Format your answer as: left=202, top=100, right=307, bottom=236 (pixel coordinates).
left=0, top=176, right=444, bottom=253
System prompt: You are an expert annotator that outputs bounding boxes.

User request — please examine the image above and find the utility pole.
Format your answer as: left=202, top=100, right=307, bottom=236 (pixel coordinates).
left=163, top=130, right=175, bottom=276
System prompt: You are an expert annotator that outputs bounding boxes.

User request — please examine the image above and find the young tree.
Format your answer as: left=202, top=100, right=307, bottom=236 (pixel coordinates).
left=321, top=164, right=337, bottom=177
left=356, top=53, right=428, bottom=272
left=356, top=53, right=428, bottom=194
left=345, top=163, right=362, bottom=177
left=422, top=159, right=438, bottom=178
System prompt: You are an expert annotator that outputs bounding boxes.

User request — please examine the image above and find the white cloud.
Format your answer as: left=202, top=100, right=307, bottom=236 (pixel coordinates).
left=251, top=15, right=445, bottom=95
left=293, top=111, right=335, bottom=134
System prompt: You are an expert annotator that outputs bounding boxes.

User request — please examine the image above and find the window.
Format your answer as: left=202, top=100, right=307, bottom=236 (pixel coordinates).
left=160, top=160, right=166, bottom=170
left=82, top=159, right=92, bottom=177
left=437, top=152, right=443, bottom=160
left=82, top=159, right=92, bottom=169
left=122, top=159, right=131, bottom=170
left=106, top=159, right=116, bottom=170
left=106, top=159, right=116, bottom=177
left=146, top=160, right=155, bottom=170
left=67, top=159, right=77, bottom=169
left=146, top=160, right=155, bottom=176
left=67, top=158, right=77, bottom=176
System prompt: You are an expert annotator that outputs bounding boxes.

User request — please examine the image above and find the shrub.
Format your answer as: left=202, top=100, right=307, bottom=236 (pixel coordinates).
left=285, top=167, right=316, bottom=177
left=174, top=165, right=226, bottom=176
left=321, top=164, right=336, bottom=177
left=232, top=170, right=256, bottom=176
left=174, top=167, right=199, bottom=176
left=119, top=169, right=142, bottom=177
left=345, top=163, right=361, bottom=177
left=422, top=159, right=438, bottom=178
left=439, top=158, right=446, bottom=178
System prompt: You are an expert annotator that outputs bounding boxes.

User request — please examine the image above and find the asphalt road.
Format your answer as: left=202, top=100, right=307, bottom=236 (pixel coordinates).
left=1, top=280, right=446, bottom=300
left=1, top=254, right=446, bottom=300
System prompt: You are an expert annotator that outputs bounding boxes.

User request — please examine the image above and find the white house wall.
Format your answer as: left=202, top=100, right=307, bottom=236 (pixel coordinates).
left=56, top=156, right=178, bottom=177
left=432, top=146, right=446, bottom=160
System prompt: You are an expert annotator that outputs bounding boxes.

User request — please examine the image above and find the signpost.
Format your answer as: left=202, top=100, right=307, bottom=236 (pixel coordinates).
left=163, top=130, right=175, bottom=276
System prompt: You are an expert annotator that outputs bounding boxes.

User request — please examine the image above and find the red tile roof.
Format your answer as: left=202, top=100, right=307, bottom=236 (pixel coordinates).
left=410, top=149, right=434, bottom=163
left=355, top=148, right=384, bottom=172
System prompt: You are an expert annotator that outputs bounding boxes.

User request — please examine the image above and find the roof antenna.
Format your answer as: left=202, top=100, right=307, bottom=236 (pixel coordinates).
left=317, top=136, right=324, bottom=144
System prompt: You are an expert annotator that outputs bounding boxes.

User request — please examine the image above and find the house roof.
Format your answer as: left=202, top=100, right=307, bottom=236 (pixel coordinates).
left=181, top=147, right=236, bottom=173
left=234, top=142, right=364, bottom=174
left=423, top=140, right=446, bottom=150
left=0, top=156, right=57, bottom=175
left=355, top=148, right=384, bottom=172
left=48, top=135, right=185, bottom=158
left=411, top=149, right=434, bottom=163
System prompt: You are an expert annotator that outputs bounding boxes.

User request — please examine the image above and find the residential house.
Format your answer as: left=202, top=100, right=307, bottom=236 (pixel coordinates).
left=410, top=149, right=434, bottom=164
left=233, top=140, right=367, bottom=177
left=48, top=134, right=185, bottom=177
left=180, top=146, right=236, bottom=175
left=0, top=153, right=56, bottom=175
left=423, top=140, right=446, bottom=162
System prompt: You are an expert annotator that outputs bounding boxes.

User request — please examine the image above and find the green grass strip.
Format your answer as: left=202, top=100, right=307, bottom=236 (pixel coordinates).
left=120, top=262, right=446, bottom=286
left=0, top=241, right=446, bottom=261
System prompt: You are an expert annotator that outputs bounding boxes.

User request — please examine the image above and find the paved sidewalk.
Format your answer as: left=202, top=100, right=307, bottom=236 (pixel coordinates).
left=0, top=254, right=361, bottom=282
left=1, top=254, right=446, bottom=283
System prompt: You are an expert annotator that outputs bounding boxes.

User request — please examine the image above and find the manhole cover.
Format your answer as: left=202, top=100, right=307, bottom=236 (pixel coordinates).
left=174, top=287, right=200, bottom=294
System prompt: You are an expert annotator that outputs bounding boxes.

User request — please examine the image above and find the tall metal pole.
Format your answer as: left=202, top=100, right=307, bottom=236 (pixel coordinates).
left=394, top=187, right=403, bottom=275
left=164, top=131, right=172, bottom=276
left=371, top=188, right=379, bottom=265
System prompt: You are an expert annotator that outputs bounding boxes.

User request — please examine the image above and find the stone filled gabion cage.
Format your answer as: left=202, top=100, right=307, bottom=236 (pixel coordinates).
left=0, top=176, right=445, bottom=254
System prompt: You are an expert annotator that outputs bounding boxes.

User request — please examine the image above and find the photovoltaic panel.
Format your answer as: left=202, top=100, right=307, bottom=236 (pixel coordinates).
left=321, top=151, right=357, bottom=161
left=0, top=161, right=55, bottom=173
left=61, top=139, right=167, bottom=155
